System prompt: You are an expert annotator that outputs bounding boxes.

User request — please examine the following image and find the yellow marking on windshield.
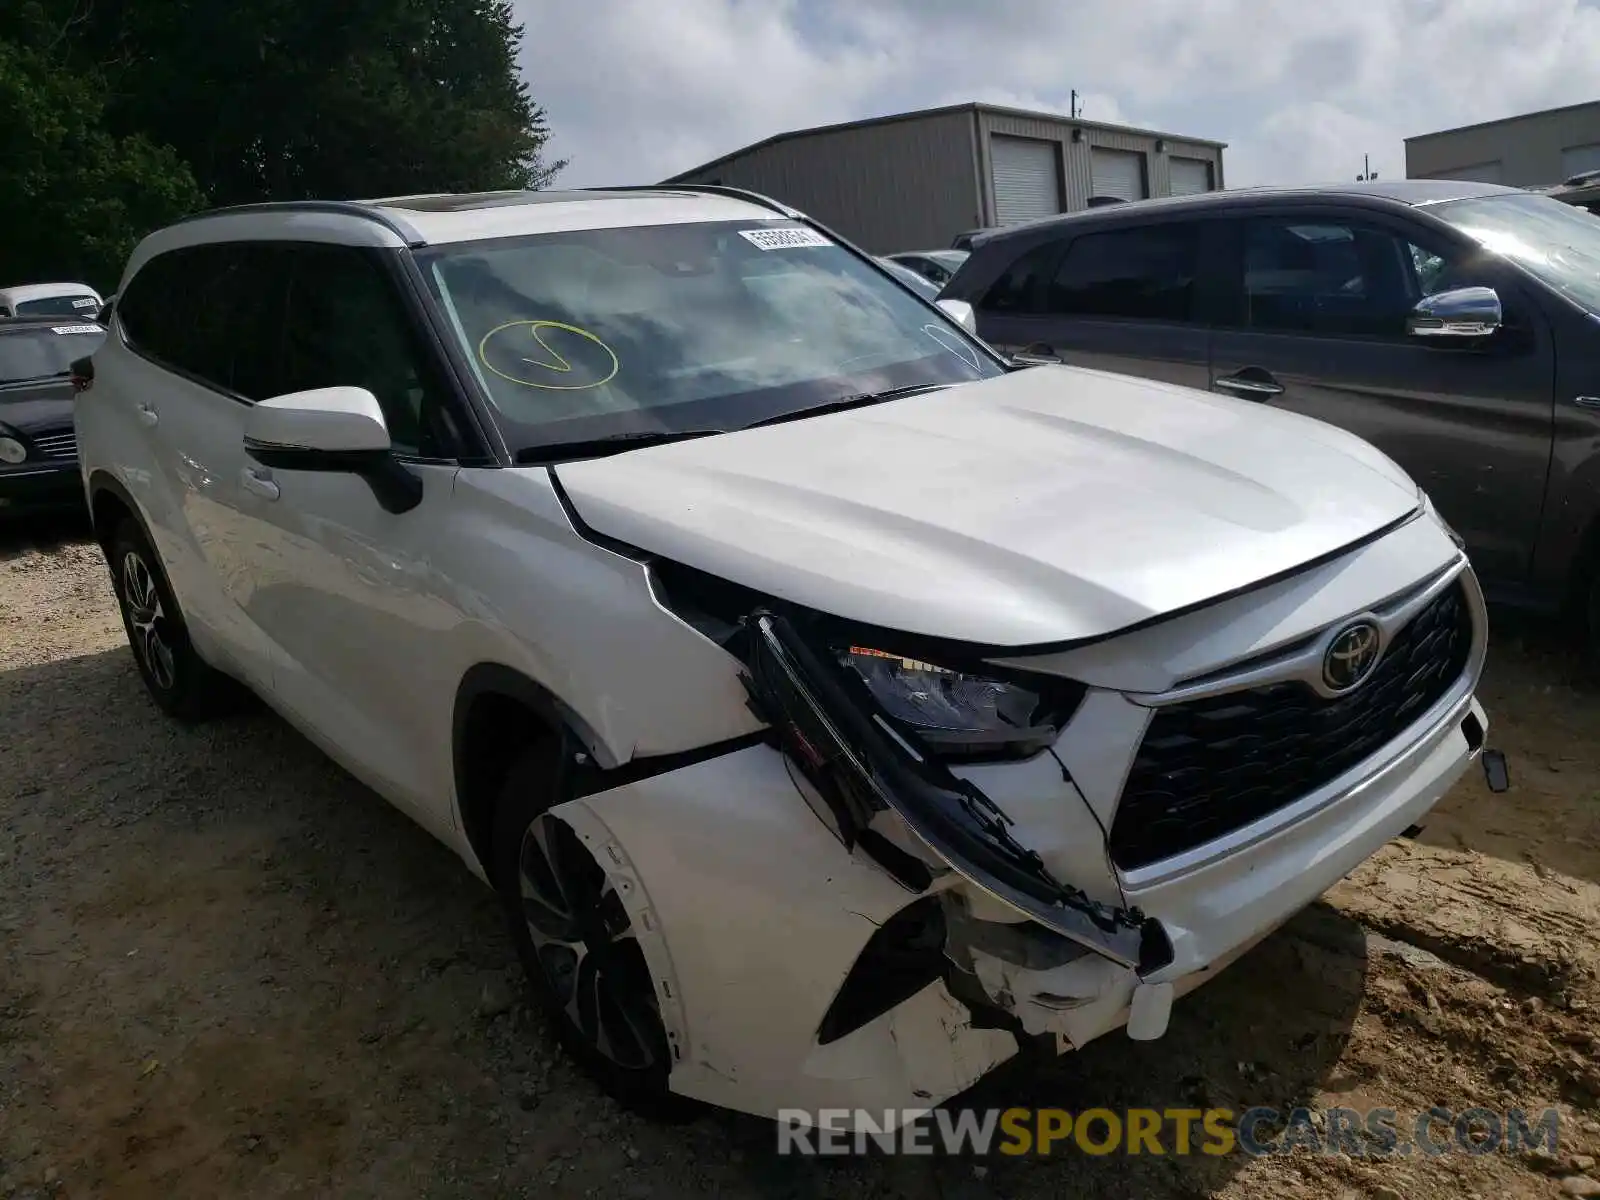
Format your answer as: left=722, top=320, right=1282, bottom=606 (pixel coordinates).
left=477, top=320, right=620, bottom=390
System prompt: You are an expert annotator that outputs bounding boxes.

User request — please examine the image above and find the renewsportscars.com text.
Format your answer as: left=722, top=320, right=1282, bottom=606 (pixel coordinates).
left=776, top=1106, right=1562, bottom=1158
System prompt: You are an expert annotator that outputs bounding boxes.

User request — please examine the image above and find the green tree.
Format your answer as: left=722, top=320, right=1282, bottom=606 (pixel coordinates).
left=0, top=35, right=204, bottom=293
left=74, top=0, right=565, bottom=205
left=0, top=0, right=562, bottom=292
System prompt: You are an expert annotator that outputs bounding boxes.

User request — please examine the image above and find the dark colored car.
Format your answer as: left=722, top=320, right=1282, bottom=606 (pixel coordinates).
left=939, top=179, right=1600, bottom=650
left=885, top=249, right=970, bottom=287
left=0, top=315, right=104, bottom=517
left=1538, top=171, right=1600, bottom=215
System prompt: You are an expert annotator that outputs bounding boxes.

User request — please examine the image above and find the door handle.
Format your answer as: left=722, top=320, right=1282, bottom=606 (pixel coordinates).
left=240, top=466, right=281, bottom=501
left=136, top=403, right=159, bottom=427
left=1213, top=372, right=1284, bottom=399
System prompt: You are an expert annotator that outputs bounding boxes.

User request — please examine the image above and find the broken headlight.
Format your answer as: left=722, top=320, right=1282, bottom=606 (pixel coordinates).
left=837, top=645, right=1081, bottom=760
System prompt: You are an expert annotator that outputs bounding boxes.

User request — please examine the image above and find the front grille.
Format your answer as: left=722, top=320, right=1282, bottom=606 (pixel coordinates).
left=30, top=429, right=76, bottom=459
left=1109, top=581, right=1474, bottom=872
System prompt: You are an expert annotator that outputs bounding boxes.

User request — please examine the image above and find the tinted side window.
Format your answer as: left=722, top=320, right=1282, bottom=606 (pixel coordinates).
left=1237, top=217, right=1432, bottom=337
left=279, top=245, right=443, bottom=455
left=118, top=250, right=197, bottom=366
left=980, top=241, right=1061, bottom=314
left=1045, top=224, right=1199, bottom=321
left=119, top=244, right=290, bottom=398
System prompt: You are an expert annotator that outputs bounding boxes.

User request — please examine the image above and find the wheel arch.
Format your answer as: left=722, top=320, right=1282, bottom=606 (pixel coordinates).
left=87, top=470, right=140, bottom=553
left=451, top=662, right=611, bottom=876
left=86, top=472, right=191, bottom=625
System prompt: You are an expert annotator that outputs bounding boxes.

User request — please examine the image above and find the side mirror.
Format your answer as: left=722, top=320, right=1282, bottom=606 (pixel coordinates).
left=1407, top=286, right=1502, bottom=339
left=936, top=297, right=977, bottom=334
left=243, top=386, right=422, bottom=514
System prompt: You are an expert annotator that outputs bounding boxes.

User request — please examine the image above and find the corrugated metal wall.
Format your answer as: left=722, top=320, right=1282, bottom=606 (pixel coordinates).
left=669, top=111, right=982, bottom=253
left=1406, top=102, right=1600, bottom=187
left=976, top=111, right=1225, bottom=222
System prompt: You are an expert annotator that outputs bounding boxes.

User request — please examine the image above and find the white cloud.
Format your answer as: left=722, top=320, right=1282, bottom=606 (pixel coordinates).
left=517, top=0, right=1600, bottom=189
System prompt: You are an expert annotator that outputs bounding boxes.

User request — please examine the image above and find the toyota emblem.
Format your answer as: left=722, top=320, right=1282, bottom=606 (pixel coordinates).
left=1322, top=621, right=1382, bottom=692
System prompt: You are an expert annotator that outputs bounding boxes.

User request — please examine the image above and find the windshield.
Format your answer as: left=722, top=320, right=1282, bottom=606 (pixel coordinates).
left=0, top=325, right=104, bottom=385
left=14, top=295, right=100, bottom=318
left=417, top=219, right=1001, bottom=454
left=1431, top=192, right=1600, bottom=315
left=927, top=251, right=969, bottom=271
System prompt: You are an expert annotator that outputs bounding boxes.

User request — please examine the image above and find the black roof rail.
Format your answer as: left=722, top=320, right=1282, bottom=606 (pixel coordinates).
left=584, top=183, right=797, bottom=216
left=170, top=200, right=425, bottom=246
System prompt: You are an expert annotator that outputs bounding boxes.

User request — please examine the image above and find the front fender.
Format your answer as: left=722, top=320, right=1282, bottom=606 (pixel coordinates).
left=549, top=742, right=1019, bottom=1119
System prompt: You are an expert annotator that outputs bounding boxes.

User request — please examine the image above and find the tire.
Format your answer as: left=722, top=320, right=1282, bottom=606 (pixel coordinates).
left=106, top=518, right=244, bottom=721
left=491, top=742, right=693, bottom=1121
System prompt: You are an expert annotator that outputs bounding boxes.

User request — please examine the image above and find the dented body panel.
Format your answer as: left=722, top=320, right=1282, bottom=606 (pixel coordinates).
left=551, top=744, right=1019, bottom=1117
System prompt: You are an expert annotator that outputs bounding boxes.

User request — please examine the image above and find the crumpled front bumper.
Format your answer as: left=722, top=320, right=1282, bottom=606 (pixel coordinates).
left=552, top=743, right=1023, bottom=1118
left=549, top=527, right=1492, bottom=1124
left=550, top=683, right=1485, bottom=1123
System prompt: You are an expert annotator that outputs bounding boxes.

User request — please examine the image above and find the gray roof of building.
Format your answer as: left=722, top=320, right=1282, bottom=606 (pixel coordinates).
left=662, top=101, right=1228, bottom=183
left=1406, top=98, right=1600, bottom=144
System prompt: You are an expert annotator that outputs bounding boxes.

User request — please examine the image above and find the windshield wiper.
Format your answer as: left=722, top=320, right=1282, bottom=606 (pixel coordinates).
left=739, top=383, right=947, bottom=431
left=515, top=428, right=727, bottom=465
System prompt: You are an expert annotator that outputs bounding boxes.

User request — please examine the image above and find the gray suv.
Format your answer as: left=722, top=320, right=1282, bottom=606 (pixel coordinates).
left=941, top=180, right=1600, bottom=652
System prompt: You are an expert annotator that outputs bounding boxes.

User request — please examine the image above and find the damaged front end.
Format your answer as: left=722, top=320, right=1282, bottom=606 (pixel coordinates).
left=735, top=608, right=1177, bottom=1049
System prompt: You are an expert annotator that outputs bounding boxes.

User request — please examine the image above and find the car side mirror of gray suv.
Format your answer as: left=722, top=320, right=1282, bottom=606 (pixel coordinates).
left=1406, top=286, right=1502, bottom=340
left=243, top=386, right=423, bottom=514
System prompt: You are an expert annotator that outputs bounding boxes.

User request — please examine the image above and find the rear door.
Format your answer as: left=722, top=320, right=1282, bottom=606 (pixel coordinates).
left=974, top=220, right=1216, bottom=389
left=108, top=243, right=288, bottom=687
left=1205, top=207, right=1555, bottom=584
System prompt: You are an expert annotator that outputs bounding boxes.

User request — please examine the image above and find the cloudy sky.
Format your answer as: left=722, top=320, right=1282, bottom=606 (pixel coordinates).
left=519, top=0, right=1600, bottom=190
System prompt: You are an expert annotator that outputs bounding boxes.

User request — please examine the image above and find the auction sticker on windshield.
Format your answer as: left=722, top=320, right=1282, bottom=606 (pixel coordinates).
left=51, top=326, right=101, bottom=336
left=739, top=227, right=832, bottom=251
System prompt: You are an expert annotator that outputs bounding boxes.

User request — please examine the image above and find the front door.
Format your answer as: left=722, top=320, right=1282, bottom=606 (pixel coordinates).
left=224, top=242, right=468, bottom=838
left=1205, top=210, right=1556, bottom=585
left=107, top=243, right=290, bottom=688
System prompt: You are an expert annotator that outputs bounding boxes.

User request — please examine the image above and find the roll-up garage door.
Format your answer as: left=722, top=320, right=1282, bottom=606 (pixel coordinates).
left=1091, top=147, right=1147, bottom=201
left=1168, top=157, right=1213, bottom=196
left=990, top=135, right=1062, bottom=226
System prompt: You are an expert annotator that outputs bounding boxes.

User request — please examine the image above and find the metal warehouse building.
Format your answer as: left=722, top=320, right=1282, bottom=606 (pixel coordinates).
left=1406, top=100, right=1600, bottom=187
left=662, top=102, right=1227, bottom=253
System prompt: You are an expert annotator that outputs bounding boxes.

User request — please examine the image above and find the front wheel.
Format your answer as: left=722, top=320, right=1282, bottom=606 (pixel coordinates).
left=491, top=744, right=692, bottom=1120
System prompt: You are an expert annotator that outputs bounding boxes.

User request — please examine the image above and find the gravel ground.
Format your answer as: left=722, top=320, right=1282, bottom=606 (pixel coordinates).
left=3, top=516, right=1600, bottom=1200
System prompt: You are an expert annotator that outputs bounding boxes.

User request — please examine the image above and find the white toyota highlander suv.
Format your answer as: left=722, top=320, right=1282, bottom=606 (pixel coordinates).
left=73, top=186, right=1492, bottom=1124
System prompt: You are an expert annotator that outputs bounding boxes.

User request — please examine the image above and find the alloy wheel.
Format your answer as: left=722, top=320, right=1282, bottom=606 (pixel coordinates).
left=518, top=814, right=661, bottom=1070
left=120, top=549, right=176, bottom=691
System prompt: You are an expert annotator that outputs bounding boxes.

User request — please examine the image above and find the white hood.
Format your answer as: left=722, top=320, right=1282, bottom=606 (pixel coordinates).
left=554, top=366, right=1422, bottom=646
